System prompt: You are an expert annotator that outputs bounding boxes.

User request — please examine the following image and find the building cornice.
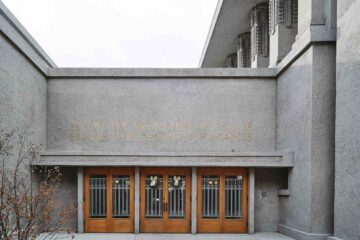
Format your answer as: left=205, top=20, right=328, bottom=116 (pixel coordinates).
left=198, top=0, right=224, bottom=68
left=47, top=67, right=277, bottom=79
left=0, top=1, right=56, bottom=75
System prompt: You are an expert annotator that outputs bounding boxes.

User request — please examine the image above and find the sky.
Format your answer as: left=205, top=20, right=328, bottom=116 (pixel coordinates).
left=2, top=0, right=218, bottom=68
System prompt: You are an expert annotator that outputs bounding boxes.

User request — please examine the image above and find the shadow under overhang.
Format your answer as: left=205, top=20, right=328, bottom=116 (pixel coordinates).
left=200, top=0, right=267, bottom=68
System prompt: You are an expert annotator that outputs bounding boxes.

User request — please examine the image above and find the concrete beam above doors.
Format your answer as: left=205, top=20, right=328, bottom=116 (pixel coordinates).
left=37, top=151, right=294, bottom=168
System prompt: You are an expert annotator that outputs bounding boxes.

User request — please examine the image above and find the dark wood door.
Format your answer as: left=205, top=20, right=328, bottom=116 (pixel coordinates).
left=84, top=167, right=134, bottom=233
left=197, top=167, right=248, bottom=233
left=140, top=167, right=191, bottom=233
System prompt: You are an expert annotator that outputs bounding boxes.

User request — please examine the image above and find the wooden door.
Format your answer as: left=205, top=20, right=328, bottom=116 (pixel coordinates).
left=84, top=167, right=134, bottom=233
left=140, top=167, right=191, bottom=233
left=197, top=167, right=248, bottom=233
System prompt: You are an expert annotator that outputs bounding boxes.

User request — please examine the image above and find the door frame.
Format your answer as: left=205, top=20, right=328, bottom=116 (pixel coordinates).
left=84, top=167, right=135, bottom=233
left=197, top=167, right=248, bottom=233
left=140, top=167, right=191, bottom=233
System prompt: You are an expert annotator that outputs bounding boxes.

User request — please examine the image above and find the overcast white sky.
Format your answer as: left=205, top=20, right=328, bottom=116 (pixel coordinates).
left=3, top=0, right=218, bottom=68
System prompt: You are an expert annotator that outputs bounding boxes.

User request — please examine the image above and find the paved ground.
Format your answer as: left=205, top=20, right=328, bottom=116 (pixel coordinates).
left=39, top=232, right=295, bottom=240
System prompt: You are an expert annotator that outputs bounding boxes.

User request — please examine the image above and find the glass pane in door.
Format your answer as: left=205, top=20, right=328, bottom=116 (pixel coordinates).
left=168, top=175, right=186, bottom=218
left=202, top=176, right=219, bottom=218
left=112, top=175, right=130, bottom=218
left=90, top=175, right=107, bottom=218
left=145, top=175, right=163, bottom=218
left=225, top=176, right=243, bottom=218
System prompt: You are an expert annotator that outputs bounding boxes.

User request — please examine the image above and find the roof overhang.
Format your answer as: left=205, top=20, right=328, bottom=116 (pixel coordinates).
left=199, top=0, right=266, bottom=68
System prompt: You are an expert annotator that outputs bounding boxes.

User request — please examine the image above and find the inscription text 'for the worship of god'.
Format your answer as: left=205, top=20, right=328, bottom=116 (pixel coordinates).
left=69, top=120, right=253, bottom=144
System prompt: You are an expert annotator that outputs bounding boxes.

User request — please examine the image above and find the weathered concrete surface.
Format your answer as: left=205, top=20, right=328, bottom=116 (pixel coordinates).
left=0, top=3, right=76, bottom=231
left=277, top=47, right=313, bottom=234
left=0, top=32, right=47, bottom=148
left=47, top=67, right=277, bottom=78
left=56, top=167, right=78, bottom=230
left=0, top=2, right=49, bottom=162
left=38, top=232, right=295, bottom=240
left=38, top=151, right=294, bottom=167
left=277, top=44, right=335, bottom=239
left=255, top=168, right=287, bottom=232
left=46, top=77, right=276, bottom=154
left=334, top=0, right=360, bottom=239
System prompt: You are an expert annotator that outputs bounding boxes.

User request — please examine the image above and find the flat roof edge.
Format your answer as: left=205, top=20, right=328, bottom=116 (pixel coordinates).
left=47, top=67, right=277, bottom=78
left=0, top=1, right=56, bottom=70
left=198, top=0, right=224, bottom=68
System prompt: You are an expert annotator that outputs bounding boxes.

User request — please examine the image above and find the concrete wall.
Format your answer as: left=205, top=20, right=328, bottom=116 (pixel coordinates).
left=0, top=33, right=46, bottom=148
left=46, top=76, right=277, bottom=154
left=0, top=2, right=79, bottom=231
left=277, top=47, right=313, bottom=233
left=277, top=44, right=335, bottom=239
left=255, top=168, right=287, bottom=232
left=0, top=2, right=50, bottom=162
left=56, top=167, right=78, bottom=230
left=297, top=0, right=336, bottom=38
left=333, top=0, right=360, bottom=239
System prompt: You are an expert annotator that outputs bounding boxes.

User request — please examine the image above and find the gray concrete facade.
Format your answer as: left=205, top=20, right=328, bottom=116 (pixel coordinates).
left=1, top=0, right=360, bottom=239
left=334, top=0, right=360, bottom=239
left=77, top=168, right=84, bottom=233
left=277, top=44, right=336, bottom=240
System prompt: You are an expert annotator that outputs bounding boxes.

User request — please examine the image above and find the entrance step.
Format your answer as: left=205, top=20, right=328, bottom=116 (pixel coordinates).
left=39, top=232, right=295, bottom=240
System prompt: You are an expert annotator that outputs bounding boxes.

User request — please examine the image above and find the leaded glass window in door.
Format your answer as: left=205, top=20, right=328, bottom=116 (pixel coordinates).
left=225, top=176, right=243, bottom=218
left=168, top=175, right=186, bottom=218
left=201, top=176, right=220, bottom=218
left=89, top=175, right=107, bottom=218
left=112, top=175, right=130, bottom=218
left=145, top=175, right=163, bottom=218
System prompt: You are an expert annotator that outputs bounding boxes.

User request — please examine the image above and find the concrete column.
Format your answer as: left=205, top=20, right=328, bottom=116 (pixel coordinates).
left=250, top=3, right=270, bottom=68
left=134, top=167, right=140, bottom=233
left=269, top=0, right=297, bottom=67
left=191, top=167, right=197, bottom=234
left=248, top=168, right=255, bottom=234
left=237, top=32, right=251, bottom=68
left=77, top=167, right=84, bottom=233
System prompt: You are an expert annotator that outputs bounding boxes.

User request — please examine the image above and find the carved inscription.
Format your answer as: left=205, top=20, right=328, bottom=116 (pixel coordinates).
left=69, top=120, right=253, bottom=144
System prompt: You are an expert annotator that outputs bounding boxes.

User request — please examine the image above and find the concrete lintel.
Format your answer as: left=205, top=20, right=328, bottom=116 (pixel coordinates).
left=77, top=167, right=84, bottom=233
left=37, top=151, right=294, bottom=168
left=47, top=67, right=277, bottom=79
left=278, top=224, right=331, bottom=240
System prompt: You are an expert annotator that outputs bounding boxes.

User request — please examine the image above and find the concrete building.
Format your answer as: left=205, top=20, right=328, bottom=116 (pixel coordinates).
left=0, top=0, right=359, bottom=239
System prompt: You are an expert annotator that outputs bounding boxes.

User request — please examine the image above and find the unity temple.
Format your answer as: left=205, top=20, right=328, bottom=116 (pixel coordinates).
left=0, top=0, right=359, bottom=239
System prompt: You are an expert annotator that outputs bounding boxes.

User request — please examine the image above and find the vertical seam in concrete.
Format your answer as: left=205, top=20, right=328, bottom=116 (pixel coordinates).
left=77, top=167, right=84, bottom=233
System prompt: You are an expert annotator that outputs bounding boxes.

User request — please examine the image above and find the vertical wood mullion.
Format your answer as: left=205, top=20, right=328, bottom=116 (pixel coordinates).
left=107, top=168, right=112, bottom=232
left=164, top=175, right=168, bottom=221
left=220, top=170, right=225, bottom=232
